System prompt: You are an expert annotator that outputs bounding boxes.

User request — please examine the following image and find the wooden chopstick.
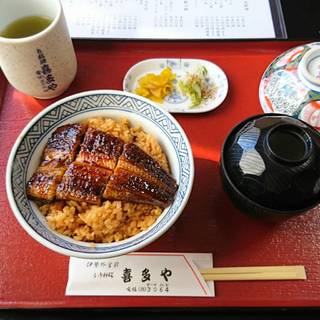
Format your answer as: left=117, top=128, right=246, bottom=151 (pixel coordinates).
left=200, top=265, right=306, bottom=281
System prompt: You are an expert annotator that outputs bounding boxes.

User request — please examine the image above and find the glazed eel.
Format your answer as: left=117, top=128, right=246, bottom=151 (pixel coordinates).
left=26, top=124, right=178, bottom=208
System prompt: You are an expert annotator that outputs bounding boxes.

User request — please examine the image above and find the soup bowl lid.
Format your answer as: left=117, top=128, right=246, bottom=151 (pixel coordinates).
left=221, top=114, right=320, bottom=213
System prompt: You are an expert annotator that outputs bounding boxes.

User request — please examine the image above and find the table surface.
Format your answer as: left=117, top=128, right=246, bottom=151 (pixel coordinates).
left=1, top=40, right=320, bottom=309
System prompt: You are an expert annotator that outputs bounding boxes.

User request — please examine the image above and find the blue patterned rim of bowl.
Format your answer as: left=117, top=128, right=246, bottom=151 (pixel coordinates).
left=6, top=90, right=194, bottom=258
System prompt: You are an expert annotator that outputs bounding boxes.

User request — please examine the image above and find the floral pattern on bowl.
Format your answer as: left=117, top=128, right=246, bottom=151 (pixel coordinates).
left=259, top=42, right=320, bottom=130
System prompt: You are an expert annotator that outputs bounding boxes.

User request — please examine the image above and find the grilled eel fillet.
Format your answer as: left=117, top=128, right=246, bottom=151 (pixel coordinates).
left=27, top=124, right=178, bottom=207
left=26, top=124, right=87, bottom=201
left=55, top=127, right=124, bottom=205
left=104, top=143, right=178, bottom=207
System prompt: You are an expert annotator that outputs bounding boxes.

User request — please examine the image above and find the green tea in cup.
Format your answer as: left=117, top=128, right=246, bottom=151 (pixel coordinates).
left=0, top=15, right=53, bottom=38
left=0, top=0, right=77, bottom=99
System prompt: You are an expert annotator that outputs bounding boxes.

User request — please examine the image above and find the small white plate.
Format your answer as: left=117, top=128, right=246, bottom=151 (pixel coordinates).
left=123, top=58, right=228, bottom=113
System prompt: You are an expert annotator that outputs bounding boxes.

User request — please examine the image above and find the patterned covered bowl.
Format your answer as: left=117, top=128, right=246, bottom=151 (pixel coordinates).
left=220, top=114, right=320, bottom=220
left=6, top=90, right=194, bottom=258
left=259, top=42, right=320, bottom=130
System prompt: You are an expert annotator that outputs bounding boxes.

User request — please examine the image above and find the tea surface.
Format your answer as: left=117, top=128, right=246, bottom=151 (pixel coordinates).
left=0, top=16, right=53, bottom=39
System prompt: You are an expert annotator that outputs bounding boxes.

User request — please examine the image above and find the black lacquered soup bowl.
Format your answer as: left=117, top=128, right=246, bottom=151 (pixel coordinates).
left=220, top=114, right=320, bottom=220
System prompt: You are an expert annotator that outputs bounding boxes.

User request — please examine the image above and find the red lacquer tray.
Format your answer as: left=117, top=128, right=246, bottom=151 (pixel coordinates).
left=1, top=40, right=320, bottom=309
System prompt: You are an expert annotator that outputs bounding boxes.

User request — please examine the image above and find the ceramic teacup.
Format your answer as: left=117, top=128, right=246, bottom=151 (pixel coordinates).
left=0, top=0, right=77, bottom=99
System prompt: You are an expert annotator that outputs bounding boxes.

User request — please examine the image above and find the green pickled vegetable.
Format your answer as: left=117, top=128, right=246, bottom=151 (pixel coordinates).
left=178, top=66, right=216, bottom=108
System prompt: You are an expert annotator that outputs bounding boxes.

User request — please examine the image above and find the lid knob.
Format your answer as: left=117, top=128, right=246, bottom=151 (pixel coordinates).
left=298, top=47, right=320, bottom=91
left=266, top=124, right=312, bottom=164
